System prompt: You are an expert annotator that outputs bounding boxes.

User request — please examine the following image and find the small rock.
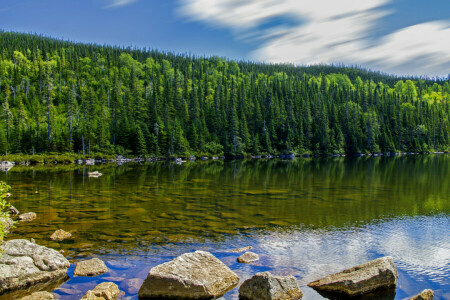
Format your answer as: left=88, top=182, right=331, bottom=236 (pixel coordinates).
left=59, top=249, right=64, bottom=254
left=88, top=171, right=102, bottom=178
left=81, top=282, right=120, bottom=300
left=410, top=289, right=434, bottom=300
left=237, top=252, right=259, bottom=263
left=30, top=238, right=35, bottom=243
left=239, top=271, right=303, bottom=300
left=20, top=291, right=56, bottom=300
left=50, top=229, right=72, bottom=241
left=8, top=205, right=19, bottom=216
left=138, top=250, right=239, bottom=299
left=307, top=256, right=398, bottom=297
left=74, top=258, right=108, bottom=277
left=228, top=246, right=253, bottom=253
left=18, top=212, right=37, bottom=222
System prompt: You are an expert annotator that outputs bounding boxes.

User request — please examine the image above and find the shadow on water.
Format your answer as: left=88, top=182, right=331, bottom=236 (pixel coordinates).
left=1, top=155, right=449, bottom=299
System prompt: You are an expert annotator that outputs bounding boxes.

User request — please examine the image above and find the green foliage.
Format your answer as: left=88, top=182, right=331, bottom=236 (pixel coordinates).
left=0, top=31, right=448, bottom=157
left=0, top=181, right=11, bottom=242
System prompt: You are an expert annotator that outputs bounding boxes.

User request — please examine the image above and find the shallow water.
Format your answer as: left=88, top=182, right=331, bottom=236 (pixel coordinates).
left=2, top=156, right=449, bottom=299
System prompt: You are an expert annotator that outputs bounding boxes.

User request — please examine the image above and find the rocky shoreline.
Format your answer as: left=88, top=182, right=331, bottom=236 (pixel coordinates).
left=0, top=209, right=435, bottom=300
left=0, top=151, right=448, bottom=171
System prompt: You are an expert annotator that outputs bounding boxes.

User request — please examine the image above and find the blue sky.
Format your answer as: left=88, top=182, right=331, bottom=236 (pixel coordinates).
left=0, top=0, right=449, bottom=77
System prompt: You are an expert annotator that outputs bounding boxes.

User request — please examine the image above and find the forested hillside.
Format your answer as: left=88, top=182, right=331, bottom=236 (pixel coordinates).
left=0, top=31, right=449, bottom=157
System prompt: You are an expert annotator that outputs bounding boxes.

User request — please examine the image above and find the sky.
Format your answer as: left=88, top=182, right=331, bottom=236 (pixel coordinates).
left=0, top=0, right=449, bottom=78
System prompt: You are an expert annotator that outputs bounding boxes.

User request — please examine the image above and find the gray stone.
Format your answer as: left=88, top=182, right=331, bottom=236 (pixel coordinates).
left=20, top=291, right=56, bottom=300
left=74, top=258, right=108, bottom=277
left=237, top=252, right=259, bottom=263
left=18, top=212, right=37, bottom=222
left=0, top=239, right=70, bottom=296
left=239, top=271, right=303, bottom=300
left=138, top=250, right=239, bottom=299
left=410, top=289, right=434, bottom=300
left=81, top=282, right=120, bottom=300
left=307, top=256, right=398, bottom=297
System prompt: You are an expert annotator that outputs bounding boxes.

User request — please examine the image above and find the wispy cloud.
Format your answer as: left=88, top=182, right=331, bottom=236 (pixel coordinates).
left=179, top=0, right=450, bottom=77
left=104, top=0, right=138, bottom=8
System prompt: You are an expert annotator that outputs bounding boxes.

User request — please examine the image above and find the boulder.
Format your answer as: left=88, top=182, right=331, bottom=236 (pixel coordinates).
left=74, top=258, right=108, bottom=277
left=8, top=205, right=19, bottom=216
left=81, top=282, right=120, bottom=300
left=0, top=239, right=70, bottom=297
left=18, top=212, right=36, bottom=222
left=50, top=229, right=72, bottom=241
left=138, top=250, right=239, bottom=299
left=239, top=271, right=303, bottom=300
left=410, top=289, right=434, bottom=300
left=20, top=291, right=55, bottom=300
left=307, top=256, right=398, bottom=297
left=237, top=252, right=259, bottom=263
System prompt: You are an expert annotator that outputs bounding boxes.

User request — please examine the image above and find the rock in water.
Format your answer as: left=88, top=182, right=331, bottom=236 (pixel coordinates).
left=410, top=289, right=434, bottom=300
left=237, top=252, right=260, bottom=263
left=18, top=212, right=37, bottom=222
left=0, top=239, right=70, bottom=296
left=307, top=256, right=398, bottom=297
left=50, top=229, right=72, bottom=241
left=138, top=250, right=239, bottom=299
left=228, top=246, right=253, bottom=253
left=239, top=271, right=303, bottom=300
left=81, top=282, right=120, bottom=300
left=20, top=291, right=56, bottom=300
left=8, top=205, right=19, bottom=216
left=74, top=258, right=108, bottom=277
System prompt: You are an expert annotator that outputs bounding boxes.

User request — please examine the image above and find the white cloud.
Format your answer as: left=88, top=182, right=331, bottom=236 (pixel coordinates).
left=179, top=0, right=450, bottom=77
left=104, top=0, right=138, bottom=8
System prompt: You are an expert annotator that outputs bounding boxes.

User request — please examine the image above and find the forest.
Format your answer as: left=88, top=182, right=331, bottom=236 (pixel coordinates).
left=0, top=31, right=449, bottom=158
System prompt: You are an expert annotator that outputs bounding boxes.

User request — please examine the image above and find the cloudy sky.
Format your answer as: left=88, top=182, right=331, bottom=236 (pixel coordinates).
left=1, top=0, right=449, bottom=77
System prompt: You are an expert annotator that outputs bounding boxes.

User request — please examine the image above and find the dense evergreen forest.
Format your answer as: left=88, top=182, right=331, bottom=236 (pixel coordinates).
left=0, top=31, right=449, bottom=158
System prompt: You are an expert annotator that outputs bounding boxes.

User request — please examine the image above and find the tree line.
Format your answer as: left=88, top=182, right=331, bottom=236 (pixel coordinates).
left=0, top=31, right=449, bottom=157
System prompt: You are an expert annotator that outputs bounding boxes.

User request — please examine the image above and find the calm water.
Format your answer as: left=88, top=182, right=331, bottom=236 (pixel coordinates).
left=2, top=156, right=449, bottom=300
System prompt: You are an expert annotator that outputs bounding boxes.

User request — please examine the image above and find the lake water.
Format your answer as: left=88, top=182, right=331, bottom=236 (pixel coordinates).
left=2, top=156, right=449, bottom=299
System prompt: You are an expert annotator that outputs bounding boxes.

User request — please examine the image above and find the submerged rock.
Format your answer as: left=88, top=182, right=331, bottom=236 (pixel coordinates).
left=74, top=258, right=108, bottom=277
left=0, top=239, right=70, bottom=297
left=81, top=282, right=120, bottom=300
left=18, top=212, right=37, bottom=222
left=50, top=229, right=72, bottom=241
left=237, top=252, right=259, bottom=263
left=120, top=278, right=143, bottom=295
left=20, top=291, right=56, bottom=300
left=228, top=246, right=253, bottom=253
left=239, top=271, right=303, bottom=300
left=138, top=250, right=239, bottom=299
left=410, top=289, right=434, bottom=300
left=307, top=256, right=398, bottom=297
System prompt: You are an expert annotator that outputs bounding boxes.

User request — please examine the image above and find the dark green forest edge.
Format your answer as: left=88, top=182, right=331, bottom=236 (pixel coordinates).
left=0, top=31, right=449, bottom=162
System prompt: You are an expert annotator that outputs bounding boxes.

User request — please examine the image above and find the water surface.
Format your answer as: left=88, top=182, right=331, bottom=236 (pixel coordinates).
left=2, top=156, right=449, bottom=299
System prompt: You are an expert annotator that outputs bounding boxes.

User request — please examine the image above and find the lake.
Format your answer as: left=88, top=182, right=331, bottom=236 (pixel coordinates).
left=2, top=155, right=449, bottom=299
